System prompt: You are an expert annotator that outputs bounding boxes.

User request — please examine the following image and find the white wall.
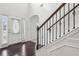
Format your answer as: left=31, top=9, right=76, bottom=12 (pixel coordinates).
left=28, top=3, right=61, bottom=25
left=0, top=3, right=29, bottom=18
left=49, top=46, right=79, bottom=56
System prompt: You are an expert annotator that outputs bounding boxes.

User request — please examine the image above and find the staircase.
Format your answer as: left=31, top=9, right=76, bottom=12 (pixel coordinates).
left=36, top=3, right=79, bottom=56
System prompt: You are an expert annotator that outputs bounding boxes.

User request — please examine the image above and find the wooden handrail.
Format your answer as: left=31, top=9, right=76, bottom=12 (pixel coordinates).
left=38, top=3, right=66, bottom=30
left=47, top=4, right=79, bottom=30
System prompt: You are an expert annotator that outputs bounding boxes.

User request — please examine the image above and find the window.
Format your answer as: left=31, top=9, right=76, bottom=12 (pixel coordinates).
left=1, top=16, right=8, bottom=44
left=13, top=19, right=20, bottom=33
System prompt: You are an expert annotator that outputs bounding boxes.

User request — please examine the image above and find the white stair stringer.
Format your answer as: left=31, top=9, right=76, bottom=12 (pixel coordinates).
left=36, top=27, right=79, bottom=56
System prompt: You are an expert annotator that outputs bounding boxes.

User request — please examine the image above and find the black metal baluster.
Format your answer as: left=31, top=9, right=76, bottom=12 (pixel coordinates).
left=56, top=13, right=57, bottom=39
left=52, top=16, right=54, bottom=41
left=59, top=9, right=61, bottom=37
left=63, top=5, right=65, bottom=35
left=73, top=3, right=75, bottom=29
left=37, top=27, right=39, bottom=49
left=68, top=3, right=70, bottom=32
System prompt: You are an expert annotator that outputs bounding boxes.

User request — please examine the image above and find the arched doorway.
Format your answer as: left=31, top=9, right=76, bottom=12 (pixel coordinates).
left=30, top=15, right=39, bottom=42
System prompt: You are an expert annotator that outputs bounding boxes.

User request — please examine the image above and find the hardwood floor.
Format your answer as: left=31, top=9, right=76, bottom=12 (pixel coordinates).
left=0, top=41, right=36, bottom=56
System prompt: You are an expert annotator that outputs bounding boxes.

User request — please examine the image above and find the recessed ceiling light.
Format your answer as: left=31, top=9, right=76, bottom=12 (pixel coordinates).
left=40, top=4, right=44, bottom=7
